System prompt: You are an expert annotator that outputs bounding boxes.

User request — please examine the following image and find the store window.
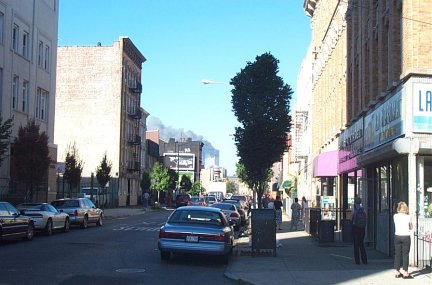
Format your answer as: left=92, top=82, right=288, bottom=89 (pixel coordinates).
left=424, top=160, right=432, bottom=218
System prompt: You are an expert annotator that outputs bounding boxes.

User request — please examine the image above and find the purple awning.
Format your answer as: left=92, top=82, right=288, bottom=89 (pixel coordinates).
left=313, top=150, right=338, bottom=177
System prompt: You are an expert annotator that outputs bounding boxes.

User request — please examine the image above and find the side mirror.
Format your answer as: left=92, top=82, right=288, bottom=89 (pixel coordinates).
left=19, top=210, right=26, bottom=215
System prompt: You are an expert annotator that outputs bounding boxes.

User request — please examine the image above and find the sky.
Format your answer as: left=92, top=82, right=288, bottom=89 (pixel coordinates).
left=58, top=0, right=311, bottom=176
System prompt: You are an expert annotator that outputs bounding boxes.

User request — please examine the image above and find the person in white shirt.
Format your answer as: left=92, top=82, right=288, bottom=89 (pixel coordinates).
left=393, top=201, right=414, bottom=279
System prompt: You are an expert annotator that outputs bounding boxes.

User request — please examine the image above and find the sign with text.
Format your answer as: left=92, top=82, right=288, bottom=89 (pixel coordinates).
left=164, top=153, right=195, bottom=171
left=413, top=83, right=432, bottom=133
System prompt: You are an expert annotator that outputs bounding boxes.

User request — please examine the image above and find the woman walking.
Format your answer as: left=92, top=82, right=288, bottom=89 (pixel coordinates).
left=393, top=201, right=414, bottom=279
left=274, top=195, right=283, bottom=230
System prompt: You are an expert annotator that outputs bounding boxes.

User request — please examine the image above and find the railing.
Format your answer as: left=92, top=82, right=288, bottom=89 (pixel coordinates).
left=127, top=108, right=142, bottom=119
left=127, top=134, right=141, bottom=145
left=415, top=217, right=432, bottom=268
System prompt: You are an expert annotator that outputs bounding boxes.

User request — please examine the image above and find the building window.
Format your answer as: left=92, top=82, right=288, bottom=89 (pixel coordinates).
left=38, top=41, right=43, bottom=67
left=22, top=80, right=28, bottom=113
left=22, top=31, right=29, bottom=58
left=12, top=24, right=19, bottom=51
left=44, top=45, right=50, bottom=70
left=0, top=12, right=4, bottom=44
left=36, top=88, right=48, bottom=121
left=12, top=75, right=19, bottom=110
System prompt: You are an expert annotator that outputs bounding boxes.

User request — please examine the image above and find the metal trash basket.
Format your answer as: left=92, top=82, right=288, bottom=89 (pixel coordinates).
left=318, top=220, right=335, bottom=242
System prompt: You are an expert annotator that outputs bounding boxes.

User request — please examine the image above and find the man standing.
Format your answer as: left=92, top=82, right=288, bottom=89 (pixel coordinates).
left=290, top=198, right=302, bottom=231
left=142, top=192, right=150, bottom=209
left=352, top=196, right=368, bottom=265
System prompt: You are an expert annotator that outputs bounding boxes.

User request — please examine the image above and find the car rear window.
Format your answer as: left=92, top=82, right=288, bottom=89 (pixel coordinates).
left=52, top=200, right=80, bottom=208
left=169, top=210, right=224, bottom=226
left=212, top=203, right=235, bottom=211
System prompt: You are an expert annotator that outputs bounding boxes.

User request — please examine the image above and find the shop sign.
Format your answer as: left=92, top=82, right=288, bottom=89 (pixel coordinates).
left=339, top=119, right=363, bottom=172
left=413, top=83, right=432, bottom=133
left=164, top=153, right=195, bottom=171
left=364, top=91, right=404, bottom=151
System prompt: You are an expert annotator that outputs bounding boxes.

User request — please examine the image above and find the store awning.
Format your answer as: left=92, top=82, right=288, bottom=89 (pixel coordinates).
left=313, top=150, right=338, bottom=177
left=281, top=180, right=292, bottom=189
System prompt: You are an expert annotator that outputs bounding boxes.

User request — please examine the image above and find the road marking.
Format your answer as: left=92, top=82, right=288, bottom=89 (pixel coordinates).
left=113, top=226, right=160, bottom=232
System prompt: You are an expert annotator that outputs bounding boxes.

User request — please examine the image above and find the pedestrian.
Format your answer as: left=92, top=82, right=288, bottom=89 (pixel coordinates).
left=143, top=191, right=150, bottom=209
left=301, top=196, right=309, bottom=225
left=393, top=201, right=414, bottom=279
left=262, top=194, right=269, bottom=209
left=351, top=196, right=367, bottom=265
left=274, top=195, right=283, bottom=230
left=290, top=198, right=301, bottom=231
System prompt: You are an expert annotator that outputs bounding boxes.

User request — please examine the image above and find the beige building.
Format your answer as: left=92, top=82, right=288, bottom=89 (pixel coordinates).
left=0, top=0, right=59, bottom=202
left=55, top=37, right=146, bottom=207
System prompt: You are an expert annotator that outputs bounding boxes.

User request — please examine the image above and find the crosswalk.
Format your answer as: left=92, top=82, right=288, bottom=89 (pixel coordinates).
left=112, top=222, right=163, bottom=232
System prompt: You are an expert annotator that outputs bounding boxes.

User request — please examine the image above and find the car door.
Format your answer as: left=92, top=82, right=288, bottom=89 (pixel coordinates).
left=84, top=199, right=98, bottom=222
left=46, top=204, right=62, bottom=228
left=3, top=202, right=27, bottom=236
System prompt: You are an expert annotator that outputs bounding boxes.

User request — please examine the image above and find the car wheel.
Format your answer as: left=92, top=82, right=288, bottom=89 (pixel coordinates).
left=45, top=219, right=53, bottom=236
left=24, top=223, right=34, bottom=241
left=96, top=215, right=103, bottom=226
left=81, top=215, right=88, bottom=229
left=63, top=218, right=70, bottom=232
left=160, top=251, right=170, bottom=261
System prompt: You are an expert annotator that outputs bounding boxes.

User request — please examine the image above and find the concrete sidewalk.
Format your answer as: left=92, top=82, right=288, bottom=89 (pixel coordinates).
left=225, top=214, right=431, bottom=285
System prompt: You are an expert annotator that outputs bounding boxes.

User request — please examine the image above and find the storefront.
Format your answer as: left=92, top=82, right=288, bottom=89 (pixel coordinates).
left=339, top=77, right=432, bottom=267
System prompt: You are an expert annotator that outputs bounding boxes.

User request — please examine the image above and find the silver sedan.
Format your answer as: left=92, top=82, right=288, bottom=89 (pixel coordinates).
left=16, top=203, right=70, bottom=235
left=158, top=206, right=235, bottom=263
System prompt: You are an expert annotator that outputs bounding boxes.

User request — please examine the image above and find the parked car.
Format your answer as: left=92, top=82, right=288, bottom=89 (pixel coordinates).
left=222, top=199, right=247, bottom=226
left=158, top=206, right=234, bottom=263
left=0, top=201, right=34, bottom=242
left=231, top=195, right=250, bottom=210
left=189, top=196, right=207, bottom=206
left=204, top=195, right=218, bottom=206
left=51, top=198, right=103, bottom=228
left=16, top=203, right=70, bottom=235
left=210, top=202, right=241, bottom=231
left=175, top=194, right=191, bottom=208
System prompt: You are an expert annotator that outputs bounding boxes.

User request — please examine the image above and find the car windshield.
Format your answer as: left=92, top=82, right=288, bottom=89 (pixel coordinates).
left=190, top=197, right=203, bottom=202
left=204, top=196, right=216, bottom=202
left=169, top=210, right=224, bottom=226
left=51, top=200, right=80, bottom=208
left=211, top=203, right=235, bottom=211
left=224, top=200, right=241, bottom=208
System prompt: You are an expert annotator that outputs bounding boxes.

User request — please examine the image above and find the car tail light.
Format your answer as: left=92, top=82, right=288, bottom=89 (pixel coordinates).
left=198, top=233, right=225, bottom=242
left=159, top=230, right=187, bottom=239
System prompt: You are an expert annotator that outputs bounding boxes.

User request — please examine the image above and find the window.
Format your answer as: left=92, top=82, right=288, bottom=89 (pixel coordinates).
left=22, top=31, right=29, bottom=58
left=12, top=75, right=19, bottom=109
left=38, top=41, right=43, bottom=66
left=36, top=88, right=48, bottom=121
left=22, top=80, right=28, bottom=112
left=12, top=24, right=19, bottom=51
left=0, top=12, right=4, bottom=44
left=44, top=45, right=50, bottom=70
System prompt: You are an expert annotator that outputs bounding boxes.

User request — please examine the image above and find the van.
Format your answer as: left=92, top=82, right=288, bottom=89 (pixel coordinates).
left=81, top=187, right=102, bottom=203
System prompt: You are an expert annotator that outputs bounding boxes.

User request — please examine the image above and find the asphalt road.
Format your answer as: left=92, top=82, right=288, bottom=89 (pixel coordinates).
left=0, top=209, right=236, bottom=285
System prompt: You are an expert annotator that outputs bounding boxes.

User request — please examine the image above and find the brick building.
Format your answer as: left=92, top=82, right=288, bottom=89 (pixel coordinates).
left=55, top=37, right=146, bottom=207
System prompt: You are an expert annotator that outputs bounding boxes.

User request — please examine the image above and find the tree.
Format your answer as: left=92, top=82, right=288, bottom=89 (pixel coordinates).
left=96, top=152, right=112, bottom=206
left=180, top=174, right=192, bottom=192
left=0, top=116, right=13, bottom=167
left=190, top=181, right=202, bottom=196
left=231, top=53, right=292, bottom=208
left=13, top=119, right=50, bottom=202
left=226, top=180, right=237, bottom=194
left=63, top=143, right=84, bottom=198
left=149, top=162, right=170, bottom=204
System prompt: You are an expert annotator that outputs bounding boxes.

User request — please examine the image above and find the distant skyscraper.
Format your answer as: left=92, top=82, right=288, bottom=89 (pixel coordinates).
left=202, top=145, right=219, bottom=169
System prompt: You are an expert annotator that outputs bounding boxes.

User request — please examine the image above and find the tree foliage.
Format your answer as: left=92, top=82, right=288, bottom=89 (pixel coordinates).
left=14, top=119, right=50, bottom=202
left=96, top=152, right=112, bottom=189
left=0, top=116, right=13, bottom=167
left=190, top=181, right=202, bottom=196
left=150, top=162, right=170, bottom=202
left=231, top=53, right=292, bottom=208
left=63, top=143, right=84, bottom=197
left=180, top=174, right=192, bottom=192
left=167, top=168, right=178, bottom=190
left=226, top=180, right=237, bottom=194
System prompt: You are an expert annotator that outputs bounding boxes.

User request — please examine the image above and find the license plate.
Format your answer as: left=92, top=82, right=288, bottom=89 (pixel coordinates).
left=185, top=235, right=198, bottom=243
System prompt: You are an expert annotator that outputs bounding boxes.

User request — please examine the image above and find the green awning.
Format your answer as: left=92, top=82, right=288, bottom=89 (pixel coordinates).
left=281, top=180, right=292, bottom=189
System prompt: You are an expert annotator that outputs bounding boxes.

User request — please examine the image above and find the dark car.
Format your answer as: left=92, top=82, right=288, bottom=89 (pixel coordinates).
left=158, top=206, right=234, bottom=263
left=0, top=201, right=34, bottom=242
left=175, top=194, right=191, bottom=208
left=231, top=195, right=249, bottom=210
left=51, top=198, right=103, bottom=228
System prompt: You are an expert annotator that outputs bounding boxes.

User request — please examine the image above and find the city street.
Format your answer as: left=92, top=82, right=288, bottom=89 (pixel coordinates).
left=0, top=209, right=235, bottom=285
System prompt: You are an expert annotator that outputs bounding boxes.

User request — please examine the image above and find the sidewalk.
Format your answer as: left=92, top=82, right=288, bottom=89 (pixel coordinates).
left=225, top=213, right=431, bottom=285
left=102, top=205, right=154, bottom=219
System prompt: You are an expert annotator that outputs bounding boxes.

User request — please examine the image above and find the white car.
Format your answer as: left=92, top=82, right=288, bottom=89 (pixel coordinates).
left=16, top=203, right=70, bottom=235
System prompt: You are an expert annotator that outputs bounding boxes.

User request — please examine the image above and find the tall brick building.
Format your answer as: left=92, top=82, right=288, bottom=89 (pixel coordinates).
left=55, top=37, right=146, bottom=207
left=303, top=0, right=432, bottom=267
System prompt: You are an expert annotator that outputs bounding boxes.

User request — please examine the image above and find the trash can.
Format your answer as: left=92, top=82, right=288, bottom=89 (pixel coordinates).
left=251, top=209, right=276, bottom=256
left=341, top=219, right=353, bottom=242
left=318, top=220, right=335, bottom=242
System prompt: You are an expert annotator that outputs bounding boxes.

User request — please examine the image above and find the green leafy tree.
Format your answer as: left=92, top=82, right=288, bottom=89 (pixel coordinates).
left=167, top=168, right=178, bottom=191
left=231, top=53, right=292, bottom=208
left=14, top=119, right=50, bottom=202
left=96, top=152, right=112, bottom=206
left=0, top=116, right=13, bottom=167
left=63, top=143, right=84, bottom=198
left=189, top=181, right=202, bottom=196
left=180, top=174, right=192, bottom=192
left=149, top=162, right=170, bottom=203
left=226, top=180, right=237, bottom=194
